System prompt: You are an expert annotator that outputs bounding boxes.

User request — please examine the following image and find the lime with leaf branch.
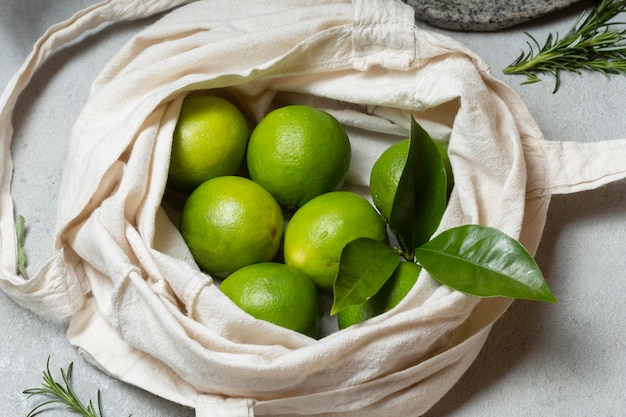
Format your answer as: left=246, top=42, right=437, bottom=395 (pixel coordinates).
left=331, top=117, right=556, bottom=320
left=504, top=0, right=626, bottom=92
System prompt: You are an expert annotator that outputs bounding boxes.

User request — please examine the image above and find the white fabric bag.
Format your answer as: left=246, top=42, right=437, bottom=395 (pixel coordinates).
left=2, top=0, right=626, bottom=416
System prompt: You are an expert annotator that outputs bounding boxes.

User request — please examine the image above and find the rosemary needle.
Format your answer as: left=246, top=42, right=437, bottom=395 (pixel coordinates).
left=23, top=357, right=132, bottom=417
left=504, top=0, right=626, bottom=92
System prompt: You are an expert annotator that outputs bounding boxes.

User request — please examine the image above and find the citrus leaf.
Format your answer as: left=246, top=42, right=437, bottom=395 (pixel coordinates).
left=331, top=238, right=402, bottom=315
left=415, top=224, right=557, bottom=302
left=389, top=117, right=448, bottom=257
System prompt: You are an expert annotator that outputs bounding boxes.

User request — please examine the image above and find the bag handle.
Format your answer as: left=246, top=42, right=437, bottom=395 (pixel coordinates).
left=543, top=139, right=626, bottom=195
left=0, top=0, right=193, bottom=310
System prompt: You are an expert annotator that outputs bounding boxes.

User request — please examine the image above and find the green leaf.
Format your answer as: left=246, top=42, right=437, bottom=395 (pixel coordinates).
left=16, top=215, right=28, bottom=280
left=389, top=117, right=448, bottom=257
left=331, top=238, right=402, bottom=315
left=414, top=224, right=557, bottom=302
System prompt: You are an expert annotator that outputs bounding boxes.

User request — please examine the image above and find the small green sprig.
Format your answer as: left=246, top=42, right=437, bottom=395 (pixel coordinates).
left=23, top=357, right=131, bottom=417
left=504, top=0, right=626, bottom=92
left=16, top=214, right=28, bottom=280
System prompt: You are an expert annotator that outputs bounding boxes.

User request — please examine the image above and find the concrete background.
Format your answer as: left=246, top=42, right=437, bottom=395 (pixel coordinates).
left=1, top=1, right=624, bottom=416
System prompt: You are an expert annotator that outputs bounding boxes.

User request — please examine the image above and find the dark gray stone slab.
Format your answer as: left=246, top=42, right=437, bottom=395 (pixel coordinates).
left=403, top=0, right=588, bottom=31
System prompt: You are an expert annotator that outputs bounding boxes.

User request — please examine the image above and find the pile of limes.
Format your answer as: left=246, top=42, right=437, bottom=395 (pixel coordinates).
left=167, top=93, right=443, bottom=338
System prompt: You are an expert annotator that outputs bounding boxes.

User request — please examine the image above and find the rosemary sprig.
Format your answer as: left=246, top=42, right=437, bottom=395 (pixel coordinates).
left=504, top=0, right=626, bottom=92
left=16, top=214, right=28, bottom=280
left=23, top=357, right=131, bottom=417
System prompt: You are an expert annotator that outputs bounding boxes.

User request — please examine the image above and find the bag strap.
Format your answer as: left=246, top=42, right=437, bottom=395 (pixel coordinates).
left=0, top=0, right=193, bottom=307
left=543, top=139, right=626, bottom=195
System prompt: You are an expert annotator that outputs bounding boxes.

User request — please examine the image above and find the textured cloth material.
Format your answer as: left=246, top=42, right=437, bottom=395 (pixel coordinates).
left=2, top=1, right=626, bottom=416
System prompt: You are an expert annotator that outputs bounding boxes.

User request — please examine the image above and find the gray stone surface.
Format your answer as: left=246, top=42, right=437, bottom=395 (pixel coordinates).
left=404, top=0, right=587, bottom=31
left=1, top=1, right=625, bottom=416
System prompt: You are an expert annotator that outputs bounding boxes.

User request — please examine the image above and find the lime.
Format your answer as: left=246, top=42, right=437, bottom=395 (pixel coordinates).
left=283, top=191, right=388, bottom=292
left=337, top=261, right=421, bottom=329
left=246, top=105, right=351, bottom=208
left=180, top=176, right=283, bottom=275
left=168, top=95, right=249, bottom=192
left=220, top=262, right=321, bottom=337
left=370, top=137, right=453, bottom=221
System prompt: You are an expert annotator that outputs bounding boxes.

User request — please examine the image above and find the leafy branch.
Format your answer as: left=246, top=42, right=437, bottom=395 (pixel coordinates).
left=332, top=117, right=556, bottom=315
left=23, top=357, right=131, bottom=417
left=504, top=0, right=626, bottom=92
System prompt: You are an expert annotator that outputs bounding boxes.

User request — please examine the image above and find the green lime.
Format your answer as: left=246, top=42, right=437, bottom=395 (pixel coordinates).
left=168, top=95, right=249, bottom=192
left=370, top=138, right=453, bottom=221
left=220, top=262, right=321, bottom=337
left=180, top=176, right=283, bottom=275
left=283, top=191, right=388, bottom=293
left=246, top=105, right=351, bottom=208
left=337, top=261, right=421, bottom=329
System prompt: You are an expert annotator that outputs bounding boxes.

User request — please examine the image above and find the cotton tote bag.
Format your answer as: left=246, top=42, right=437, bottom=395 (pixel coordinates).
left=1, top=1, right=626, bottom=416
